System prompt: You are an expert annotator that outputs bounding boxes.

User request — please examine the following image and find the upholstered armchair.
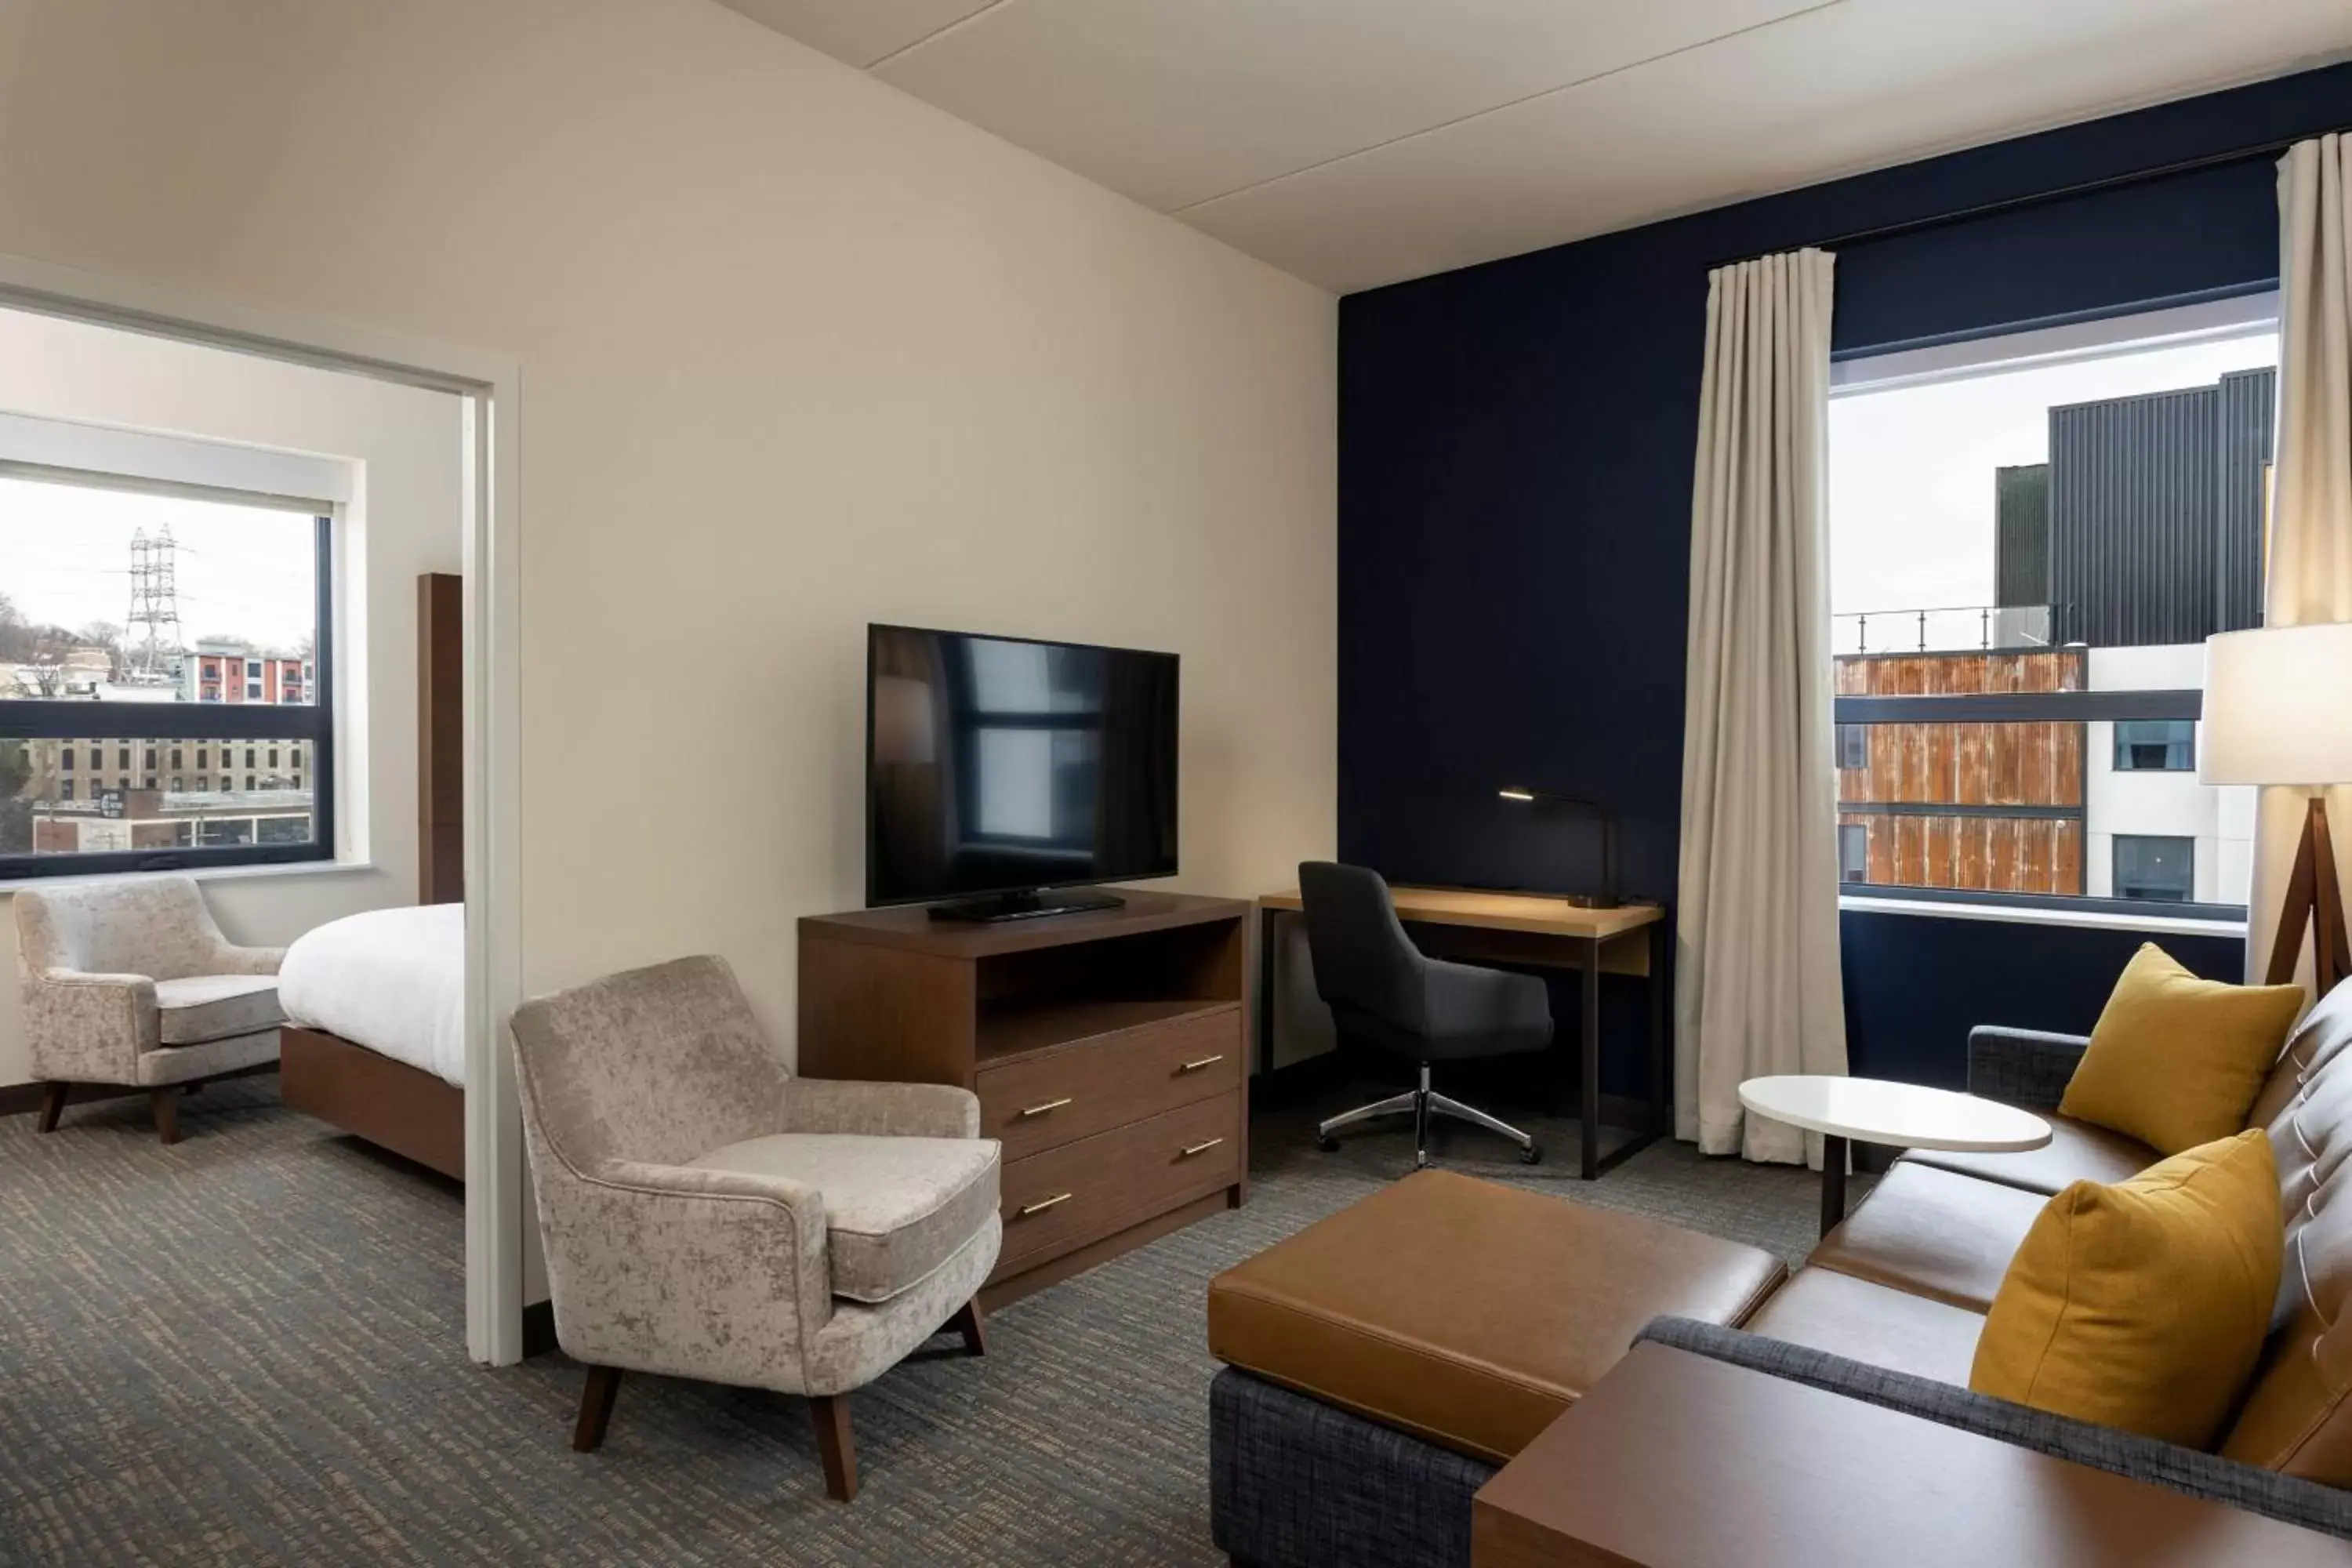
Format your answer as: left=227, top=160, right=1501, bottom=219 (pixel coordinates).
left=509, top=954, right=1002, bottom=1502
left=16, top=875, right=287, bottom=1145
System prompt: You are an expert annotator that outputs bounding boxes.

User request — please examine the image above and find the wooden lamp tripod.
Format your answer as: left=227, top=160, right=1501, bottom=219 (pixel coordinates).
left=2203, top=624, right=2352, bottom=998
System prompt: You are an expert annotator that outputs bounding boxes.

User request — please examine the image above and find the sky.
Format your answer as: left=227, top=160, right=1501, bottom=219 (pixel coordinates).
left=0, top=477, right=318, bottom=654
left=1829, top=328, right=2281, bottom=641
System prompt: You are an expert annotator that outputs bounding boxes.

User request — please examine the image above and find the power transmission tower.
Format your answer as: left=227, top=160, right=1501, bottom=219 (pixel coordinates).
left=125, top=526, right=185, bottom=684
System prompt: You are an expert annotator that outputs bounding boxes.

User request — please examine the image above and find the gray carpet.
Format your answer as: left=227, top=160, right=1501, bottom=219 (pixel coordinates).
left=0, top=1075, right=1851, bottom=1566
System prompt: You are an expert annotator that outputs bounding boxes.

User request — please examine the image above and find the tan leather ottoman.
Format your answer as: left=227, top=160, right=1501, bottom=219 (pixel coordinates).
left=1207, top=1168, right=1787, bottom=1464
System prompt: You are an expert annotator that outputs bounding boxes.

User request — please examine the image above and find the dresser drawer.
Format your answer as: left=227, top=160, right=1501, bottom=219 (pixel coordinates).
left=996, top=1092, right=1241, bottom=1272
left=977, top=1006, right=1241, bottom=1162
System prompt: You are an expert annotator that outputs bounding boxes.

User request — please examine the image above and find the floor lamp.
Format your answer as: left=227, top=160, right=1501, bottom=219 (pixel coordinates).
left=2202, top=622, right=2352, bottom=996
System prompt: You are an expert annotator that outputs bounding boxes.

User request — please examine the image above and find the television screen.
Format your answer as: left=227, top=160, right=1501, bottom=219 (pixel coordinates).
left=866, top=625, right=1178, bottom=908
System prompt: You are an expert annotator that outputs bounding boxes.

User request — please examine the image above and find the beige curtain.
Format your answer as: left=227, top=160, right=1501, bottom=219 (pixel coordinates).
left=1675, top=249, right=1848, bottom=1164
left=2251, top=136, right=2352, bottom=990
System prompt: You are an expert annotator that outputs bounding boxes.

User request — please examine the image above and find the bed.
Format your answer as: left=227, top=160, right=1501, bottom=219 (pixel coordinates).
left=279, top=904, right=466, bottom=1178
left=276, top=573, right=468, bottom=1181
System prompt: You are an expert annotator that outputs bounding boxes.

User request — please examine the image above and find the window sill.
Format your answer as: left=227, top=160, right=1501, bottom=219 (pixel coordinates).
left=0, top=858, right=381, bottom=895
left=1838, top=893, right=2246, bottom=939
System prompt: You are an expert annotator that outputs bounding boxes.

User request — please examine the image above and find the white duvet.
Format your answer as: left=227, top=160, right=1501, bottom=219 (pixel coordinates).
left=278, top=902, right=466, bottom=1087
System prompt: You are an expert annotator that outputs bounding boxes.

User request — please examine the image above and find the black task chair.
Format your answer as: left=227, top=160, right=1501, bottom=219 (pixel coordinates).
left=1296, top=861, right=1550, bottom=1168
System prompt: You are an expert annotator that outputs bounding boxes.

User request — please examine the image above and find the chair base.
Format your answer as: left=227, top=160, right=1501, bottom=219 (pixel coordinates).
left=34, top=1078, right=218, bottom=1145
left=565, top=1294, right=991, bottom=1503
left=1316, top=1065, right=1541, bottom=1169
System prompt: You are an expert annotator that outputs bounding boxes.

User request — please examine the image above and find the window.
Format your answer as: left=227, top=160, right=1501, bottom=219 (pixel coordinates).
left=0, top=472, right=332, bottom=878
left=1838, top=822, right=1869, bottom=882
left=1829, top=298, right=2270, bottom=919
left=2114, top=719, right=2194, bottom=771
left=2114, top=835, right=2195, bottom=902
left=244, top=746, right=255, bottom=768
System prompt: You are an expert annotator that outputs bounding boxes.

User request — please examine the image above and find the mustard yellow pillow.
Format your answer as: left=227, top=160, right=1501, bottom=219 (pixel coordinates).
left=1969, top=1130, right=2282, bottom=1448
left=2058, top=943, right=2303, bottom=1155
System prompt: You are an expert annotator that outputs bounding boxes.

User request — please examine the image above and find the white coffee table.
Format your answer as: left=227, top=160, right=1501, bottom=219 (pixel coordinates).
left=1738, top=1075, right=2053, bottom=1236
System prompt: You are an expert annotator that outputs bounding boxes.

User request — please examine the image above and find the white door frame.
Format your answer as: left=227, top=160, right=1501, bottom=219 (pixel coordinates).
left=0, top=252, right=530, bottom=1365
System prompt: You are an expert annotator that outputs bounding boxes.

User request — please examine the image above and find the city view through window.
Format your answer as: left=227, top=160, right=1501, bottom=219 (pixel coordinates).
left=0, top=475, right=324, bottom=866
left=1828, top=313, right=2277, bottom=910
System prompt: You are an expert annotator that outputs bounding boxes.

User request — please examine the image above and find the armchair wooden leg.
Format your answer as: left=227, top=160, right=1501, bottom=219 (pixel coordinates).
left=948, top=1297, right=987, bottom=1358
left=811, top=1393, right=858, bottom=1501
left=35, top=1082, right=67, bottom=1134
left=151, top=1087, right=182, bottom=1146
left=572, top=1365, right=622, bottom=1453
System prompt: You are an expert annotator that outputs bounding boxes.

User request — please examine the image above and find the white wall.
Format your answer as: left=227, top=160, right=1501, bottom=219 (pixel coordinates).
left=0, top=307, right=463, bottom=1084
left=0, top=0, right=1338, bottom=1054
left=2083, top=644, right=2255, bottom=904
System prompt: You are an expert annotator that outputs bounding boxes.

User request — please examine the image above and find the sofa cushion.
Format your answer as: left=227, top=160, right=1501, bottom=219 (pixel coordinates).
left=687, top=1132, right=999, bottom=1305
left=2225, top=978, right=2352, bottom=1483
left=1744, top=1265, right=1985, bottom=1387
left=154, top=974, right=284, bottom=1045
left=2059, top=943, right=2304, bottom=1156
left=1206, top=1169, right=1784, bottom=1465
left=1971, top=1131, right=2282, bottom=1449
left=1809, top=1160, right=2048, bottom=1312
left=1899, top=1114, right=2156, bottom=1197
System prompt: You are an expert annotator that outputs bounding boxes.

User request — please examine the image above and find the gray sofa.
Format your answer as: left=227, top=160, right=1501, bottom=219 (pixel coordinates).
left=1211, top=980, right=2352, bottom=1567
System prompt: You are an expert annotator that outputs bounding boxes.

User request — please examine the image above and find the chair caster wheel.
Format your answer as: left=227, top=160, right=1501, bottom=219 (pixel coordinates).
left=1316, top=1135, right=1339, bottom=1153
left=1519, top=1144, right=1543, bottom=1165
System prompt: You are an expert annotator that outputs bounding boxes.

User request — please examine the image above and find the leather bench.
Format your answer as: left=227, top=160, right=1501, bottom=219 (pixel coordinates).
left=1207, top=1167, right=1785, bottom=1465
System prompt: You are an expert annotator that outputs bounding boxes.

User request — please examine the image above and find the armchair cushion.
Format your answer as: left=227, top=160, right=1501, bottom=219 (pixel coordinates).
left=155, top=974, right=285, bottom=1045
left=688, top=1132, right=1000, bottom=1304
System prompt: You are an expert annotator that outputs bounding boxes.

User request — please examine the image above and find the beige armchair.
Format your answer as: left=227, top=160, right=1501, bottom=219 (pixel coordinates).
left=509, top=954, right=1002, bottom=1502
left=16, top=874, right=287, bottom=1145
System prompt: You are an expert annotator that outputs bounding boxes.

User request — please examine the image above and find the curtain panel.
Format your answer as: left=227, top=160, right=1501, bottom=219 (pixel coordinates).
left=1675, top=248, right=1848, bottom=1164
left=2253, top=135, right=2352, bottom=991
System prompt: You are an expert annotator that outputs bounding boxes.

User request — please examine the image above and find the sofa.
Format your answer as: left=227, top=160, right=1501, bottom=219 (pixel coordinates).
left=1210, top=975, right=2352, bottom=1566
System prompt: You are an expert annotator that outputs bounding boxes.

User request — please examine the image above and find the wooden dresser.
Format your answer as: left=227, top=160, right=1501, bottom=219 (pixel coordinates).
left=797, top=891, right=1250, bottom=1308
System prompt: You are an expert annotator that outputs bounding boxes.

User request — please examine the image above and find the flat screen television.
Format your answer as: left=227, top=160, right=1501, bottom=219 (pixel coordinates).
left=866, top=624, right=1178, bottom=920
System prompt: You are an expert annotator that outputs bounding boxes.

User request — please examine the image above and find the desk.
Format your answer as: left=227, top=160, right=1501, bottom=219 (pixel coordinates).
left=1254, top=887, right=1668, bottom=1179
left=1472, top=1342, right=2350, bottom=1566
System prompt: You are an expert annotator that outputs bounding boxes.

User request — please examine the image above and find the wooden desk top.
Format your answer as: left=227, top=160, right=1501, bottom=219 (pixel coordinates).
left=800, top=888, right=1248, bottom=957
left=1472, top=1344, right=2350, bottom=1568
left=1258, top=885, right=1663, bottom=942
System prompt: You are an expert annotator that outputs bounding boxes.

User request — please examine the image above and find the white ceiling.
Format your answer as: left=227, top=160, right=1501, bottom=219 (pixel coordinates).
left=717, top=0, right=2352, bottom=294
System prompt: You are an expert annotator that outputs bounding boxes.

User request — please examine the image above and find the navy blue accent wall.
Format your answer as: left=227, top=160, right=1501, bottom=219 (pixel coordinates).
left=1340, top=64, right=2350, bottom=1092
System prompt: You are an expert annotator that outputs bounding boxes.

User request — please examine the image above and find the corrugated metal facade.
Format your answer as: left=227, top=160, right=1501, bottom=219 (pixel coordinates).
left=2046, top=368, right=2272, bottom=649
left=2216, top=366, right=2275, bottom=634
left=1994, top=463, right=2049, bottom=608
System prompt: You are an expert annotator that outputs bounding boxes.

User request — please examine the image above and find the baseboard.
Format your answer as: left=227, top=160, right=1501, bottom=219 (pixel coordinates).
left=522, top=1299, right=557, bottom=1359
left=0, top=1063, right=277, bottom=1119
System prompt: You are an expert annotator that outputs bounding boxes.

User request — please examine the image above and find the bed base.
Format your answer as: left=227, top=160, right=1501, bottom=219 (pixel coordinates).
left=279, top=1024, right=465, bottom=1181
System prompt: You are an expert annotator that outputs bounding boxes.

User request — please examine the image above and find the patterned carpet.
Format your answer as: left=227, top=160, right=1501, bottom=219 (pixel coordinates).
left=0, top=1074, right=1847, bottom=1566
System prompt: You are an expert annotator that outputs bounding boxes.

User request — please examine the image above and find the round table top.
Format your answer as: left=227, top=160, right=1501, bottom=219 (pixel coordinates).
left=1737, top=1074, right=2052, bottom=1152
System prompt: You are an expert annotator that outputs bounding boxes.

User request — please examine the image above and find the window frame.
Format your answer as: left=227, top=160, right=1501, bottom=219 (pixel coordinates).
left=0, top=512, right=335, bottom=880
left=1828, top=296, right=2273, bottom=927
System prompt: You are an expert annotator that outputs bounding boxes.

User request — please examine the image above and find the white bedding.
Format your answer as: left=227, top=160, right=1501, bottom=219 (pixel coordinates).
left=278, top=903, right=466, bottom=1087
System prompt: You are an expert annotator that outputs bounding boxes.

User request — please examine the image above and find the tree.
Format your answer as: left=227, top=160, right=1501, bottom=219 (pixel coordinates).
left=0, top=590, right=30, bottom=663
left=77, top=621, right=126, bottom=681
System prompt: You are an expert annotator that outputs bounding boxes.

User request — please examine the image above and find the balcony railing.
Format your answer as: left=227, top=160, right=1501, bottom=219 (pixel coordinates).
left=1835, top=603, right=2056, bottom=656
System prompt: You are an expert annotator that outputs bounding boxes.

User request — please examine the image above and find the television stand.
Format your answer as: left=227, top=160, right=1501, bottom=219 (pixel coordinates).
left=926, top=887, right=1127, bottom=924
left=798, top=889, right=1249, bottom=1308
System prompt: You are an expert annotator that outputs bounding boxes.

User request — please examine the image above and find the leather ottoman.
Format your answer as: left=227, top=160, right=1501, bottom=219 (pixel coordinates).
left=1208, top=1169, right=1786, bottom=1465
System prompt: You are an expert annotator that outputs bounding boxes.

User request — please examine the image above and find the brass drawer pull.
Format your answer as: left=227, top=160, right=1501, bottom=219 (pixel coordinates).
left=1179, top=1138, right=1227, bottom=1158
left=1177, top=1054, right=1226, bottom=1073
left=1018, top=1097, right=1074, bottom=1118
left=1017, top=1192, right=1073, bottom=1217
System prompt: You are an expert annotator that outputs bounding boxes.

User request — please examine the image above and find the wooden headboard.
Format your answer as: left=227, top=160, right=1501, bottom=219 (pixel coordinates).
left=418, top=572, right=463, bottom=905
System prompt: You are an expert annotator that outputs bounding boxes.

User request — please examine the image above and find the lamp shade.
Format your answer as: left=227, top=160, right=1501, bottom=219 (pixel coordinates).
left=2199, top=622, right=2352, bottom=786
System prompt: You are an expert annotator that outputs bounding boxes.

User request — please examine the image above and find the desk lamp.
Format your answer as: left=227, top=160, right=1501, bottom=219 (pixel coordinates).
left=1498, top=787, right=1620, bottom=909
left=2201, top=622, right=2352, bottom=996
